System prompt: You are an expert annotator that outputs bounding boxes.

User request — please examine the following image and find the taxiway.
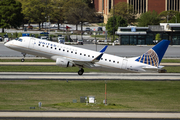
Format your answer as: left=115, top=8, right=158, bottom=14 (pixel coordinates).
left=0, top=72, right=180, bottom=80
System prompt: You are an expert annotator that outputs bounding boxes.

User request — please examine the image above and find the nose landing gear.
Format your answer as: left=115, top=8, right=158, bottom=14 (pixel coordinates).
left=21, top=53, right=26, bottom=62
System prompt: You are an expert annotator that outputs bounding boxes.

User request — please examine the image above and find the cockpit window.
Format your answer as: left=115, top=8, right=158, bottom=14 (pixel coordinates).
left=15, top=38, right=23, bottom=42
left=16, top=38, right=23, bottom=42
left=18, top=39, right=22, bottom=42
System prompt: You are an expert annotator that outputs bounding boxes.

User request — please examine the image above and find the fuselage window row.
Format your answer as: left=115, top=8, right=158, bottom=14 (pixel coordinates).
left=37, top=42, right=121, bottom=64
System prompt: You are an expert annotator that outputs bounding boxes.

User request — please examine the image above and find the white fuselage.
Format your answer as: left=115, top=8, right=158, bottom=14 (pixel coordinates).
left=4, top=37, right=158, bottom=73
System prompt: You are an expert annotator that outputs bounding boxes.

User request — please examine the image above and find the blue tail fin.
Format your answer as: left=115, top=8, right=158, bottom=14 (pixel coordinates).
left=135, top=40, right=170, bottom=67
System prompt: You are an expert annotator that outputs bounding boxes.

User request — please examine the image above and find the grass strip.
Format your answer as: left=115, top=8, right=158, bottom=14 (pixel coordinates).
left=161, top=59, right=180, bottom=63
left=0, top=66, right=179, bottom=73
left=0, top=80, right=180, bottom=111
left=0, top=66, right=100, bottom=72
left=0, top=59, right=54, bottom=62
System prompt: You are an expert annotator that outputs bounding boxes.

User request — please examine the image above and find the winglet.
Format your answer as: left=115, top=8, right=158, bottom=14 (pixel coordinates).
left=100, top=45, right=108, bottom=53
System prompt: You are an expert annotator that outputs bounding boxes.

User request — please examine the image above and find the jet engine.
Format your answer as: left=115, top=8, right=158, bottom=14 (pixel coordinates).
left=56, top=58, right=73, bottom=67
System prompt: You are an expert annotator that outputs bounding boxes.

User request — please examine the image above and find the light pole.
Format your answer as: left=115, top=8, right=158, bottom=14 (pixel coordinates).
left=113, top=0, right=115, bottom=43
left=105, top=80, right=107, bottom=105
left=175, top=15, right=177, bottom=23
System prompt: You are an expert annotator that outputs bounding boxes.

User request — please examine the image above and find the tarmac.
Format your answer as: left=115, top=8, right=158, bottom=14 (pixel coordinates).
left=0, top=112, right=180, bottom=119
left=0, top=72, right=180, bottom=80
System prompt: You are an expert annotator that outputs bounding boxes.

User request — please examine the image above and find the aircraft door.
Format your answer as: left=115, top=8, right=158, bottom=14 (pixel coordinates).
left=29, top=38, right=36, bottom=48
left=121, top=59, right=128, bottom=69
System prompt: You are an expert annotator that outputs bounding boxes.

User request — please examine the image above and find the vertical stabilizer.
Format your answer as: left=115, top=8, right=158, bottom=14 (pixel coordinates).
left=135, top=40, right=170, bottom=67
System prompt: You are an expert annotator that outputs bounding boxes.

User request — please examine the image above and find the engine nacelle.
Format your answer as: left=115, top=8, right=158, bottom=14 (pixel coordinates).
left=56, top=58, right=73, bottom=67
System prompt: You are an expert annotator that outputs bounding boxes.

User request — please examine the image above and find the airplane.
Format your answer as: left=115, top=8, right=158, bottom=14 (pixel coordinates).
left=4, top=37, right=170, bottom=75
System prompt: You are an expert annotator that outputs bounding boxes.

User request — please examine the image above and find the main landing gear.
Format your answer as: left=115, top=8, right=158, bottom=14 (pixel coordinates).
left=21, top=53, right=26, bottom=62
left=78, top=68, right=84, bottom=75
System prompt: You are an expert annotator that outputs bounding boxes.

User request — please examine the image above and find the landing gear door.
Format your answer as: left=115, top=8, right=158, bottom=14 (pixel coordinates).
left=121, top=59, right=128, bottom=69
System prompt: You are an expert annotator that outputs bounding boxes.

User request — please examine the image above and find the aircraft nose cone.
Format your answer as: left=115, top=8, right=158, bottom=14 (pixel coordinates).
left=4, top=42, right=10, bottom=48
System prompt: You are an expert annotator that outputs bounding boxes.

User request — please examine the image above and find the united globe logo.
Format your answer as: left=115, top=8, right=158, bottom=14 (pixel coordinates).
left=135, top=49, right=159, bottom=67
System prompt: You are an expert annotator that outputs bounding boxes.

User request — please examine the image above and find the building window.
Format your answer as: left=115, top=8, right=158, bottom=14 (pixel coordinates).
left=102, top=0, right=104, bottom=10
left=109, top=0, right=112, bottom=12
left=129, top=0, right=146, bottom=14
left=167, top=0, right=180, bottom=11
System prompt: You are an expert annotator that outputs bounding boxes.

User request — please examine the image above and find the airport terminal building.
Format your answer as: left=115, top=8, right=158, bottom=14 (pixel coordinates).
left=115, top=23, right=180, bottom=45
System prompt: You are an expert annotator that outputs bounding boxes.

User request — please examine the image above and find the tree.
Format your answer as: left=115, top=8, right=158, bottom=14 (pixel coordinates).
left=110, top=2, right=135, bottom=24
left=158, top=10, right=179, bottom=23
left=155, top=33, right=161, bottom=41
left=168, top=13, right=180, bottom=23
left=50, top=0, right=65, bottom=30
left=106, top=16, right=127, bottom=35
left=63, top=0, right=97, bottom=31
left=0, top=0, right=24, bottom=33
left=138, top=11, right=160, bottom=27
left=20, top=0, right=53, bottom=30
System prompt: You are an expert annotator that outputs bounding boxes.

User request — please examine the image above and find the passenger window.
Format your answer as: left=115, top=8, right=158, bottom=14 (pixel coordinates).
left=117, top=61, right=119, bottom=64
left=75, top=52, right=77, bottom=54
left=84, top=54, right=86, bottom=56
left=59, top=48, right=61, bottom=51
left=80, top=53, right=82, bottom=55
left=113, top=61, right=115, bottom=63
left=19, top=39, right=22, bottom=42
left=109, top=60, right=111, bottom=62
left=101, top=58, right=103, bottom=60
left=105, top=59, right=107, bottom=61
left=88, top=55, right=90, bottom=57
left=92, top=56, right=94, bottom=58
left=71, top=51, right=73, bottom=53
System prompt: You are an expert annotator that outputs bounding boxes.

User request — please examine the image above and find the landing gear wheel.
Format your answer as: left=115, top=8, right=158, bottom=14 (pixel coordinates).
left=21, top=58, right=25, bottom=62
left=78, top=68, right=84, bottom=75
left=21, top=53, right=26, bottom=62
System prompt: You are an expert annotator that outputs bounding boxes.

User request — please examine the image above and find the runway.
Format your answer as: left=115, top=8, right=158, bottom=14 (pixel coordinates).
left=0, top=72, right=180, bottom=80
left=0, top=112, right=180, bottom=119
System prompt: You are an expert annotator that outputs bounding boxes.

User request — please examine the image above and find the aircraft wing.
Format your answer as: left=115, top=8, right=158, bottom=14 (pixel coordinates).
left=72, top=46, right=108, bottom=68
left=72, top=53, right=104, bottom=68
